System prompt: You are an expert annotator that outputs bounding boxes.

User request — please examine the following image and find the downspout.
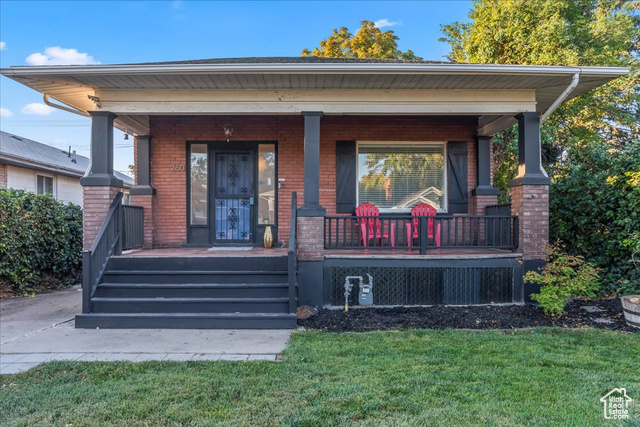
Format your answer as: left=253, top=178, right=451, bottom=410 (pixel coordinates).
left=43, top=93, right=91, bottom=117
left=540, top=71, right=580, bottom=122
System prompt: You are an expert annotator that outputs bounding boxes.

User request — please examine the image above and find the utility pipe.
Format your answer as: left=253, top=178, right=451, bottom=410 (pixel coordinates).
left=43, top=93, right=90, bottom=117
left=541, top=72, right=580, bottom=122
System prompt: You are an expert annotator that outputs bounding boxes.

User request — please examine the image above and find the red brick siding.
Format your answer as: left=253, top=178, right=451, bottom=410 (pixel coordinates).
left=83, top=186, right=121, bottom=250
left=511, top=184, right=549, bottom=259
left=148, top=115, right=477, bottom=248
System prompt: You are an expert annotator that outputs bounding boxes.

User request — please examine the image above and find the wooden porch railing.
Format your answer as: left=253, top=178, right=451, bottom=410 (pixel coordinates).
left=287, top=192, right=298, bottom=313
left=122, top=205, right=144, bottom=250
left=82, top=193, right=145, bottom=313
left=82, top=192, right=123, bottom=314
left=324, top=214, right=519, bottom=254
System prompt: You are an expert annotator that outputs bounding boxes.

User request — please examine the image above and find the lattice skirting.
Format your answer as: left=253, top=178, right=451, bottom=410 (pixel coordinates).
left=324, top=259, right=523, bottom=306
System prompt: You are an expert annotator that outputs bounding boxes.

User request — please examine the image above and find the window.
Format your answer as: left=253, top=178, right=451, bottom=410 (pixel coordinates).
left=189, top=144, right=208, bottom=225
left=357, top=143, right=446, bottom=211
left=257, top=144, right=276, bottom=225
left=36, top=175, right=54, bottom=195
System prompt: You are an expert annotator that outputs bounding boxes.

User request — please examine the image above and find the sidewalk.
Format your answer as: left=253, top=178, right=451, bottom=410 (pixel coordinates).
left=0, top=286, right=292, bottom=374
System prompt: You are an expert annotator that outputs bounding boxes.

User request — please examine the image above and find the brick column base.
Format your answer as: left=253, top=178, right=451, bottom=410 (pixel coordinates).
left=131, top=194, right=155, bottom=249
left=510, top=184, right=549, bottom=259
left=297, top=216, right=324, bottom=261
left=83, top=186, right=121, bottom=250
left=473, top=194, right=499, bottom=216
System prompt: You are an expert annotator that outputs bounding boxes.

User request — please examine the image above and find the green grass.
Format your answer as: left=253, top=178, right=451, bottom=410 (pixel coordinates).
left=1, top=328, right=639, bottom=426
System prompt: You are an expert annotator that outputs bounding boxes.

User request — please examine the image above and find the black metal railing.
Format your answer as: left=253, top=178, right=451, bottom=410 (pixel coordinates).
left=82, top=192, right=123, bottom=314
left=324, top=214, right=519, bottom=254
left=287, top=192, right=298, bottom=313
left=122, top=205, right=144, bottom=250
left=486, top=203, right=512, bottom=216
left=486, top=204, right=513, bottom=249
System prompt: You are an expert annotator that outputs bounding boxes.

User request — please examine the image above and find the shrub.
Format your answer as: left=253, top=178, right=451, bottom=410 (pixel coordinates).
left=550, top=140, right=640, bottom=295
left=526, top=245, right=601, bottom=315
left=0, top=189, right=82, bottom=294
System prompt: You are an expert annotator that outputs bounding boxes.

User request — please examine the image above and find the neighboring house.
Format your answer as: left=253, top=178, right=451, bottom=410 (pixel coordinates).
left=0, top=131, right=133, bottom=206
left=1, top=57, right=628, bottom=329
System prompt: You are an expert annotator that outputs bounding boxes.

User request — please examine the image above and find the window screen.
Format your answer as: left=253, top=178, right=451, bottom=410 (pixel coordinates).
left=358, top=144, right=445, bottom=211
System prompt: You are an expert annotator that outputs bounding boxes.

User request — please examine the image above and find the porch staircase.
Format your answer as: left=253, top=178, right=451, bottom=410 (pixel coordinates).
left=75, top=255, right=297, bottom=329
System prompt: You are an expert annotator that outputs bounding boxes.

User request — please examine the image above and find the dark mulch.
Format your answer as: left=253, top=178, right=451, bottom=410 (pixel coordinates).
left=298, top=298, right=639, bottom=333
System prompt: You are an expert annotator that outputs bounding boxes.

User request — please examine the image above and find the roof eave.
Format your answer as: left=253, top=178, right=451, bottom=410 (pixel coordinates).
left=0, top=63, right=630, bottom=77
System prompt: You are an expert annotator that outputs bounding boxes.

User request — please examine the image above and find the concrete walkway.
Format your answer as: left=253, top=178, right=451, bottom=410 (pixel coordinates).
left=0, top=286, right=292, bottom=374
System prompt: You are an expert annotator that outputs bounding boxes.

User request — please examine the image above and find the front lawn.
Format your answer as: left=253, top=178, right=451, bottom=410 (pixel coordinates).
left=2, top=329, right=639, bottom=426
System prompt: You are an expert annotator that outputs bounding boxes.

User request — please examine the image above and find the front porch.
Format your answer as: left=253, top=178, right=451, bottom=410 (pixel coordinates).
left=4, top=58, right=626, bottom=328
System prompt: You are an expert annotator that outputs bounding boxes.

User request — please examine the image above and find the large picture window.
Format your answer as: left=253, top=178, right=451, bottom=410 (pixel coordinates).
left=357, top=143, right=445, bottom=211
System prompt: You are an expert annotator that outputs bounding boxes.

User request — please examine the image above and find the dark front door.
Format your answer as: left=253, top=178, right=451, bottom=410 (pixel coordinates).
left=213, top=152, right=254, bottom=243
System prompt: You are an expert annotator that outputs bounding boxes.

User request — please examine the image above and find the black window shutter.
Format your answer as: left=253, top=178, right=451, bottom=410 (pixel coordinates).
left=447, top=141, right=468, bottom=213
left=335, top=141, right=357, bottom=214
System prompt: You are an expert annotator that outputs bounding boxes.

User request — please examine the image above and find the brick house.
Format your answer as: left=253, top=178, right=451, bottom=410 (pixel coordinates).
left=1, top=58, right=627, bottom=328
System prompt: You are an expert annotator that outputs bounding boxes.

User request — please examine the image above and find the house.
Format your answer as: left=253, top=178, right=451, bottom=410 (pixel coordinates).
left=0, top=131, right=133, bottom=206
left=1, top=57, right=628, bottom=328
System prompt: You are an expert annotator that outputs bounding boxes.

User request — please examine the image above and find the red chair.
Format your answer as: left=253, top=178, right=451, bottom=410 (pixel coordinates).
left=406, top=203, right=441, bottom=248
left=355, top=203, right=395, bottom=247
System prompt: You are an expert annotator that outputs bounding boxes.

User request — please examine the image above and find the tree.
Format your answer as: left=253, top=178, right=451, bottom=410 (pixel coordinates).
left=302, top=20, right=421, bottom=60
left=440, top=0, right=639, bottom=192
left=440, top=0, right=640, bottom=293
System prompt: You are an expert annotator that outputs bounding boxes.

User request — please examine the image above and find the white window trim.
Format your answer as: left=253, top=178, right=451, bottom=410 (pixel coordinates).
left=36, top=173, right=56, bottom=197
left=355, top=141, right=448, bottom=213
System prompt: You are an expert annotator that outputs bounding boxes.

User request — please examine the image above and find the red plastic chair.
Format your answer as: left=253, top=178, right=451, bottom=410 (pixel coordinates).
left=355, top=203, right=395, bottom=247
left=406, top=203, right=441, bottom=248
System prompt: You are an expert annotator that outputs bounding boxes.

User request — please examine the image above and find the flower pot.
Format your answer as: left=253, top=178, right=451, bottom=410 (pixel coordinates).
left=621, top=295, right=640, bottom=329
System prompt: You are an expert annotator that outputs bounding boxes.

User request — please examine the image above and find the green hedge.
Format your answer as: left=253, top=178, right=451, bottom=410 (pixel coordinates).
left=550, top=140, right=640, bottom=295
left=0, top=189, right=83, bottom=294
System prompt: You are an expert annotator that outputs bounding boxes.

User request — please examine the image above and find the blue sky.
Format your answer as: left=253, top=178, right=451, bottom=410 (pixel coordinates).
left=0, top=0, right=472, bottom=173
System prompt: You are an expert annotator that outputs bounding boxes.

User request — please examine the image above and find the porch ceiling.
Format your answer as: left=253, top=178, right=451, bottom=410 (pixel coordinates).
left=1, top=59, right=628, bottom=135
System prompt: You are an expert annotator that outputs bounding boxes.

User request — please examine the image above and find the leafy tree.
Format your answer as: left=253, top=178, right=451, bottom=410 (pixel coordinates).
left=302, top=20, right=421, bottom=60
left=440, top=0, right=640, bottom=293
left=440, top=0, right=639, bottom=191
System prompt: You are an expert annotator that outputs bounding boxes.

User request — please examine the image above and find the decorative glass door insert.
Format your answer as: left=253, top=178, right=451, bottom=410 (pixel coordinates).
left=214, top=152, right=253, bottom=241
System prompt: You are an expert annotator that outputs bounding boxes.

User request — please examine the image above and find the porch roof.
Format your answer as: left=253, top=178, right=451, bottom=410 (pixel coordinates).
left=1, top=57, right=628, bottom=136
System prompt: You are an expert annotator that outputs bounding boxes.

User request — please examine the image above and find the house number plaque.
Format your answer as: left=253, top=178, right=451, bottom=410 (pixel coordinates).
left=171, top=164, right=185, bottom=171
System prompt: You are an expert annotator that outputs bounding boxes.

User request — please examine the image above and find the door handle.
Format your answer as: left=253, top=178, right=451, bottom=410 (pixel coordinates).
left=250, top=196, right=254, bottom=206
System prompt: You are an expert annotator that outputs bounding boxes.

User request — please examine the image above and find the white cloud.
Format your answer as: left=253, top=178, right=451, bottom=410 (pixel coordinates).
left=21, top=103, right=54, bottom=116
left=25, top=46, right=99, bottom=66
left=0, top=108, right=13, bottom=117
left=374, top=19, right=399, bottom=29
left=0, top=42, right=6, bottom=51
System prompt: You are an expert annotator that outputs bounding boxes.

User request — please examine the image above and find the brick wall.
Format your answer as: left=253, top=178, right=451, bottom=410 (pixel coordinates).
left=83, top=186, right=122, bottom=250
left=511, top=184, right=549, bottom=259
left=0, top=163, right=7, bottom=188
left=148, top=115, right=478, bottom=247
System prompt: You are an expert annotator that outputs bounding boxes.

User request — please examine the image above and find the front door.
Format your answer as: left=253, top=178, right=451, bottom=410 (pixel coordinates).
left=213, top=151, right=254, bottom=243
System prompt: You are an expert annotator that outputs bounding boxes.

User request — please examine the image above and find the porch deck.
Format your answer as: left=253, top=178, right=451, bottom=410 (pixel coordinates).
left=118, top=247, right=521, bottom=259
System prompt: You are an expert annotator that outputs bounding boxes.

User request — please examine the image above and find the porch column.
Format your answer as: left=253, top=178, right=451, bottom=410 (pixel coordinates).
left=297, top=111, right=325, bottom=308
left=509, top=112, right=550, bottom=301
left=130, top=135, right=155, bottom=249
left=472, top=136, right=499, bottom=216
left=81, top=111, right=123, bottom=250
left=298, top=111, right=326, bottom=217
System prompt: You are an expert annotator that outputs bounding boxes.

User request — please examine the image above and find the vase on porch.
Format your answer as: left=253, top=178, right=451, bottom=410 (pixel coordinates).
left=263, top=226, right=274, bottom=249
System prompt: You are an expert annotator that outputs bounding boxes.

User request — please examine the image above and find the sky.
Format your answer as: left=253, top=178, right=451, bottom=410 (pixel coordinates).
left=0, top=0, right=473, bottom=174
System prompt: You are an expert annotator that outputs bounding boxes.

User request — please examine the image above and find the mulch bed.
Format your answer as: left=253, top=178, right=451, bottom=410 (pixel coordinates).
left=298, top=298, right=639, bottom=333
